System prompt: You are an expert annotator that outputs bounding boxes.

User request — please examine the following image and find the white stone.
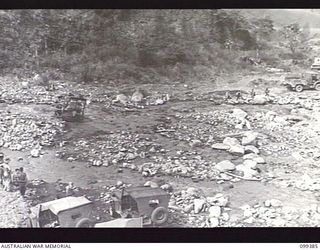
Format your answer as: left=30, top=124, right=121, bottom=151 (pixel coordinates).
left=243, top=160, right=257, bottom=170
left=208, top=206, right=221, bottom=218
left=214, top=160, right=235, bottom=172
left=131, top=90, right=144, bottom=103
left=208, top=217, right=219, bottom=227
left=194, top=199, right=206, bottom=214
left=221, top=212, right=230, bottom=221
left=241, top=131, right=259, bottom=146
left=30, top=148, right=40, bottom=158
left=252, top=95, right=268, bottom=105
left=232, top=108, right=248, bottom=120
left=223, top=137, right=240, bottom=146
left=244, top=145, right=260, bottom=154
left=228, top=145, right=245, bottom=155
left=211, top=143, right=230, bottom=150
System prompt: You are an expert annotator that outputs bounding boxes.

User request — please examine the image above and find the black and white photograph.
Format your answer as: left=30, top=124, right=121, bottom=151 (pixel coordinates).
left=1, top=9, right=320, bottom=231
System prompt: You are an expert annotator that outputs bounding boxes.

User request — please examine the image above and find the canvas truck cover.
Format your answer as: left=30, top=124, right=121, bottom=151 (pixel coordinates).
left=40, top=196, right=92, bottom=215
left=94, top=218, right=143, bottom=228
left=113, top=186, right=169, bottom=199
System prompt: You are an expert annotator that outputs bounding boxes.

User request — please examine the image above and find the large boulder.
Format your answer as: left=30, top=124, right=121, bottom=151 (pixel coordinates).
left=241, top=131, right=259, bottom=146
left=231, top=108, right=248, bottom=120
left=194, top=199, right=206, bottom=214
left=114, top=94, right=129, bottom=105
left=214, top=160, right=235, bottom=172
left=252, top=95, right=268, bottom=105
left=236, top=164, right=258, bottom=178
left=208, top=206, right=221, bottom=218
left=228, top=145, right=245, bottom=155
left=186, top=187, right=203, bottom=197
left=243, top=159, right=257, bottom=170
left=265, top=111, right=277, bottom=121
left=211, top=143, right=230, bottom=150
left=131, top=90, right=144, bottom=103
left=244, top=145, right=260, bottom=154
left=223, top=137, right=240, bottom=146
left=243, top=153, right=266, bottom=164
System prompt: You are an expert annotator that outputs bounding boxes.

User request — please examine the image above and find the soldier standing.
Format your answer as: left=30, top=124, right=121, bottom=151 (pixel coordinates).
left=224, top=91, right=231, bottom=102
left=250, top=88, right=256, bottom=99
left=236, top=91, right=242, bottom=101
left=17, top=167, right=28, bottom=196
left=265, top=87, right=270, bottom=97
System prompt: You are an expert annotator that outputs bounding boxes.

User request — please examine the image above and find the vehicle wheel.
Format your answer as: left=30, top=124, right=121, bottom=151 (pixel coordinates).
left=315, top=83, right=320, bottom=91
left=151, top=207, right=169, bottom=226
left=295, top=85, right=303, bottom=92
left=75, top=218, right=94, bottom=228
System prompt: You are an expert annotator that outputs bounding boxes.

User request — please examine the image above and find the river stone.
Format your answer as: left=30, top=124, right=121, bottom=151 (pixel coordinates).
left=214, top=160, right=235, bottom=172
left=243, top=160, right=257, bottom=170
left=186, top=187, right=203, bottom=197
left=265, top=199, right=283, bottom=207
left=194, top=199, right=206, bottom=214
left=244, top=145, right=260, bottom=154
left=241, top=131, right=259, bottom=146
left=228, top=145, right=245, bottom=155
left=265, top=111, right=277, bottom=121
left=252, top=95, right=268, bottom=105
left=209, top=206, right=221, bottom=218
left=144, top=181, right=159, bottom=188
left=232, top=108, right=248, bottom=120
left=221, top=212, right=230, bottom=221
left=223, top=137, right=240, bottom=146
left=211, top=143, right=230, bottom=150
left=190, top=139, right=202, bottom=148
left=236, top=164, right=258, bottom=178
left=30, top=148, right=40, bottom=158
left=243, top=153, right=266, bottom=164
left=183, top=204, right=194, bottom=213
left=208, top=217, right=219, bottom=227
left=115, top=94, right=129, bottom=105
left=131, top=90, right=144, bottom=103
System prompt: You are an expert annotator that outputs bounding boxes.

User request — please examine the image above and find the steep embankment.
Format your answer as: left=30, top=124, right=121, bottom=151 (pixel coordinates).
left=0, top=190, right=29, bottom=227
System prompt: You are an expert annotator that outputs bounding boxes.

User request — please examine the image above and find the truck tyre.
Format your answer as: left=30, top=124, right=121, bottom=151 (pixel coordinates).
left=75, top=218, right=93, bottom=228
left=151, top=207, right=169, bottom=225
left=315, top=83, right=320, bottom=91
left=295, top=85, right=303, bottom=92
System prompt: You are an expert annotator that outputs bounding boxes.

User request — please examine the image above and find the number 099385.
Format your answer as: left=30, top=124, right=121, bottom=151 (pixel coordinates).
left=300, top=244, right=318, bottom=248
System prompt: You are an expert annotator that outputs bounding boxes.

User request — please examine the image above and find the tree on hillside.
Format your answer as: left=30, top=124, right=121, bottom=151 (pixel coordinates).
left=279, top=23, right=305, bottom=54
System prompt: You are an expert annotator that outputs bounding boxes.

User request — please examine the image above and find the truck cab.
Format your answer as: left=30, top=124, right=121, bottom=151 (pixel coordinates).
left=110, top=186, right=170, bottom=226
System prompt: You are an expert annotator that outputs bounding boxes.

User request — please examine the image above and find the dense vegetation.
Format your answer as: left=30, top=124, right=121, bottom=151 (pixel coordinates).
left=0, top=10, right=315, bottom=84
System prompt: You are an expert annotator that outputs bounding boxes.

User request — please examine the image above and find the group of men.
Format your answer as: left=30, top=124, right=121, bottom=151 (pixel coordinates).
left=0, top=153, right=28, bottom=196
left=224, top=87, right=270, bottom=102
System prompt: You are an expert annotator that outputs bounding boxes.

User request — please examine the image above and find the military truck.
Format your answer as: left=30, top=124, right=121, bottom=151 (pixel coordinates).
left=283, top=71, right=320, bottom=92
left=26, top=196, right=95, bottom=228
left=311, top=57, right=320, bottom=70
left=55, top=95, right=86, bottom=121
left=109, top=186, right=170, bottom=226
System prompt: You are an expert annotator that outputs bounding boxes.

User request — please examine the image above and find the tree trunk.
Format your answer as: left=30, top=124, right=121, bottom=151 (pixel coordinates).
left=35, top=48, right=39, bottom=67
left=44, top=39, right=48, bottom=56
